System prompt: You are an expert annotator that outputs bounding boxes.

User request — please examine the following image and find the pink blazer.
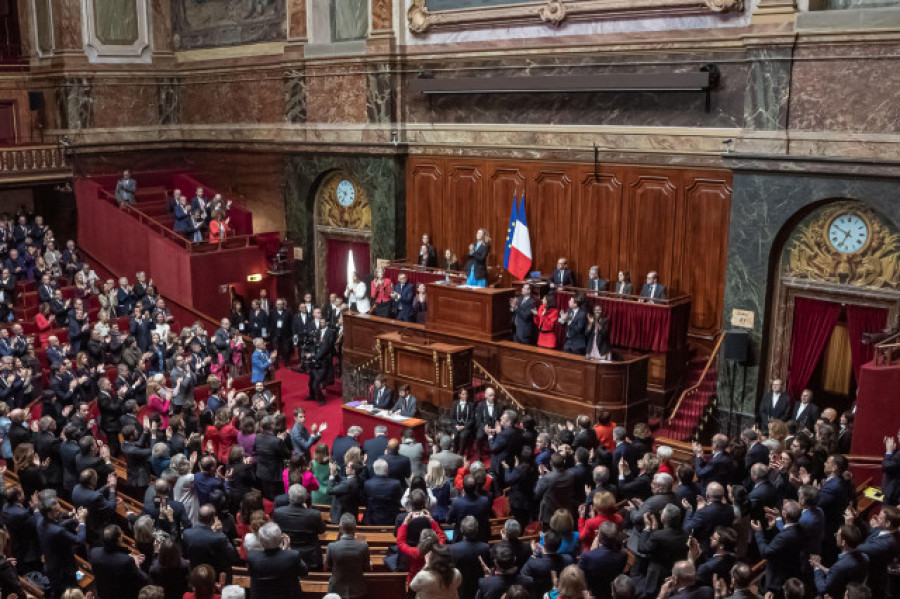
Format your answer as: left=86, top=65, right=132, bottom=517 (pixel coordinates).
left=148, top=394, right=171, bottom=429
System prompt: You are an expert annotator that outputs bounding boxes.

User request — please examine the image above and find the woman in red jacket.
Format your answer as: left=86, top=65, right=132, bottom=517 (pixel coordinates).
left=147, top=381, right=171, bottom=430
left=577, top=490, right=622, bottom=550
left=208, top=210, right=230, bottom=243
left=370, top=266, right=393, bottom=318
left=34, top=302, right=54, bottom=347
left=204, top=407, right=239, bottom=464
left=396, top=503, right=447, bottom=583
left=534, top=292, right=560, bottom=349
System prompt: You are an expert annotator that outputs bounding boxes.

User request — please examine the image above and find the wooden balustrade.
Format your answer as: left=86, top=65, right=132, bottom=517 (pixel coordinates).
left=0, top=145, right=70, bottom=180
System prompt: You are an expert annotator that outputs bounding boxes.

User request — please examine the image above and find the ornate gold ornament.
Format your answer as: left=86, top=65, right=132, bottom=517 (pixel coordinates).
left=704, top=0, right=743, bottom=12
left=539, top=0, right=568, bottom=26
left=317, top=172, right=372, bottom=231
left=786, top=203, right=900, bottom=289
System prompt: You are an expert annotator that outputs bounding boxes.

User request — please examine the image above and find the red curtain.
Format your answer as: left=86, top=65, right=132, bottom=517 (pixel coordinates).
left=787, top=297, right=841, bottom=399
left=846, top=304, right=888, bottom=381
left=325, top=238, right=370, bottom=297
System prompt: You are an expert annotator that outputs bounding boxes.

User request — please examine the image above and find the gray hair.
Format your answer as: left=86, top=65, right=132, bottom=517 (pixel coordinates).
left=593, top=466, right=610, bottom=484
left=373, top=458, right=389, bottom=476
left=613, top=426, right=626, bottom=441
left=258, top=522, right=283, bottom=550
left=170, top=453, right=191, bottom=476
left=656, top=445, right=673, bottom=460
left=221, top=586, right=246, bottom=599
left=469, top=461, right=485, bottom=473
left=374, top=425, right=387, bottom=436
left=152, top=442, right=170, bottom=459
left=347, top=426, right=363, bottom=438
left=661, top=504, right=682, bottom=528
left=439, top=435, right=452, bottom=450
left=652, top=472, right=674, bottom=492
left=762, top=438, right=782, bottom=453
left=503, top=519, right=522, bottom=539
left=288, top=484, right=308, bottom=506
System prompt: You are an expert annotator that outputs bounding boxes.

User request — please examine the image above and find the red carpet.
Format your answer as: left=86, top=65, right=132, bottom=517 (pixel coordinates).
left=275, top=367, right=344, bottom=448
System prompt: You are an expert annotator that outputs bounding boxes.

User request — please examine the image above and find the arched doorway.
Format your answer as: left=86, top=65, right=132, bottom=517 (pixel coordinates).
left=766, top=200, right=900, bottom=412
left=313, top=170, right=373, bottom=303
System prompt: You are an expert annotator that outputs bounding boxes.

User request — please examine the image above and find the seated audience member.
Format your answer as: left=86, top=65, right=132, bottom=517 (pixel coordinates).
left=640, top=271, right=667, bottom=300
left=549, top=257, right=575, bottom=289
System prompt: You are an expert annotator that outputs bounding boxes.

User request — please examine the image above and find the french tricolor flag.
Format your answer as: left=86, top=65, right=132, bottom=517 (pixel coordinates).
left=507, top=195, right=532, bottom=280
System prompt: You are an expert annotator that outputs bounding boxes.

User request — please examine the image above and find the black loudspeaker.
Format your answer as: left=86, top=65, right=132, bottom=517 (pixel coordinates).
left=724, top=328, right=749, bottom=363
left=28, top=92, right=44, bottom=111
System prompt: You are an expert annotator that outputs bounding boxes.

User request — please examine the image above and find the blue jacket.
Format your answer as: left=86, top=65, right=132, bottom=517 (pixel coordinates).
left=579, top=544, right=628, bottom=599
left=857, top=528, right=900, bottom=596
left=813, top=549, right=868, bottom=598
left=251, top=349, right=272, bottom=383
left=37, top=514, right=86, bottom=591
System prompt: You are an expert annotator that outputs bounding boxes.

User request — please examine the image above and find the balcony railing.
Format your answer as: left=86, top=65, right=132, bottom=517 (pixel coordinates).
left=0, top=145, right=70, bottom=181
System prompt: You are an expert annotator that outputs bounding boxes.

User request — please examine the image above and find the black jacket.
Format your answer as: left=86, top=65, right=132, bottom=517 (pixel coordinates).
left=122, top=430, right=154, bottom=488
left=363, top=475, right=403, bottom=525
left=254, top=432, right=291, bottom=482
left=755, top=523, right=808, bottom=591
left=274, top=504, right=327, bottom=569
left=89, top=545, right=150, bottom=599
left=247, top=547, right=308, bottom=599
left=183, top=524, right=240, bottom=577
left=449, top=538, right=491, bottom=599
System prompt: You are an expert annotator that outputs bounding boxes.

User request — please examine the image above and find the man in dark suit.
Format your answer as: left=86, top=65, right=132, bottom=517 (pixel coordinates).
left=747, top=463, right=779, bottom=521
left=254, top=416, right=292, bottom=500
left=381, top=438, right=412, bottom=485
left=291, top=304, right=314, bottom=355
left=327, top=460, right=363, bottom=524
left=612, top=426, right=640, bottom=478
left=819, top=455, right=852, bottom=562
left=363, top=425, right=389, bottom=461
left=448, top=475, right=493, bottom=541
left=183, top=504, right=239, bottom=579
left=325, top=513, right=371, bottom=599
left=811, top=525, right=869, bottom=599
left=883, top=433, right=900, bottom=505
left=682, top=482, right=735, bottom=549
left=363, top=458, right=403, bottom=525
left=561, top=295, right=588, bottom=354
left=637, top=504, right=690, bottom=597
left=451, top=389, right=477, bottom=454
left=579, top=521, right=629, bottom=599
left=34, top=416, right=63, bottom=492
left=742, top=429, right=770, bottom=472
left=71, top=468, right=118, bottom=547
left=477, top=543, right=534, bottom=599
left=585, top=265, right=608, bottom=293
left=758, top=378, right=792, bottom=429
left=37, top=493, right=88, bottom=597
left=549, top=257, right=575, bottom=289
left=535, top=453, right=576, bottom=525
left=391, top=384, right=418, bottom=418
left=475, top=387, right=502, bottom=446
left=140, top=479, right=192, bottom=541
left=273, top=485, right=326, bottom=571
left=753, top=500, right=809, bottom=595
left=450, top=516, right=492, bottom=599
left=121, top=423, right=155, bottom=499
left=640, top=271, right=667, bottom=301
left=792, top=388, right=821, bottom=432
left=290, top=407, right=323, bottom=458
left=1, top=487, right=42, bottom=573
left=270, top=298, right=293, bottom=368
left=247, top=521, right=309, bottom=597
left=331, top=425, right=362, bottom=468
left=510, top=283, right=537, bottom=344
left=89, top=524, right=149, bottom=599
left=487, top=409, right=523, bottom=478
left=627, top=472, right=681, bottom=550
left=856, top=504, right=900, bottom=597
left=692, top=435, right=735, bottom=490
left=367, top=374, right=392, bottom=409
left=306, top=319, right=335, bottom=405
left=37, top=272, right=57, bottom=303
left=657, top=561, right=714, bottom=599
left=391, top=272, right=415, bottom=322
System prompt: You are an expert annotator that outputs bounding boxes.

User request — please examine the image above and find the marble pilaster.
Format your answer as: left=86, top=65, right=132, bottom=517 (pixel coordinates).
left=55, top=77, right=93, bottom=129
left=366, top=62, right=395, bottom=124
left=742, top=44, right=794, bottom=131
left=284, top=69, right=308, bottom=123
left=158, top=78, right=180, bottom=125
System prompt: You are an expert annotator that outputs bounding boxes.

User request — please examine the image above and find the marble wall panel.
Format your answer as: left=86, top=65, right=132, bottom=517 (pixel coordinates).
left=288, top=0, right=307, bottom=38
left=305, top=64, right=368, bottom=123
left=93, top=0, right=140, bottom=45
left=55, top=0, right=84, bottom=50
left=55, top=77, right=93, bottom=129
left=372, top=0, right=392, bottom=31
left=180, top=72, right=284, bottom=124
left=743, top=46, right=792, bottom=131
left=720, top=168, right=900, bottom=415
left=332, top=0, right=368, bottom=41
left=789, top=45, right=900, bottom=134
left=402, top=52, right=748, bottom=128
left=284, top=153, right=404, bottom=296
left=366, top=62, right=395, bottom=124
left=284, top=69, right=307, bottom=123
left=172, top=0, right=286, bottom=50
left=90, top=80, right=157, bottom=128
left=158, top=77, right=180, bottom=125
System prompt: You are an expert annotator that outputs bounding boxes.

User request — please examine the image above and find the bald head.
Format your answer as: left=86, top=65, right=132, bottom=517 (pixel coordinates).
left=706, top=482, right=725, bottom=502
left=672, top=561, right=695, bottom=586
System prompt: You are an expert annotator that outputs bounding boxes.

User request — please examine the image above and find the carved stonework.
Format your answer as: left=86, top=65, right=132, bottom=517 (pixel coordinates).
left=539, top=0, right=567, bottom=26
left=705, top=0, right=743, bottom=12
left=407, top=0, right=745, bottom=34
left=784, top=202, right=900, bottom=290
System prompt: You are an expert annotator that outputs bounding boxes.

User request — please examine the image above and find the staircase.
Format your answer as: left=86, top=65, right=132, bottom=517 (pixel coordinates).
left=655, top=332, right=724, bottom=442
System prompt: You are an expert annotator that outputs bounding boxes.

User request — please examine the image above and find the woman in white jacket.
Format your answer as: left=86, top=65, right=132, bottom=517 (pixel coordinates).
left=345, top=271, right=371, bottom=313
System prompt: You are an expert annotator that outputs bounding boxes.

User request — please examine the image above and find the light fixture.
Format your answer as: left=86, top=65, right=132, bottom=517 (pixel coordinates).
left=247, top=274, right=262, bottom=282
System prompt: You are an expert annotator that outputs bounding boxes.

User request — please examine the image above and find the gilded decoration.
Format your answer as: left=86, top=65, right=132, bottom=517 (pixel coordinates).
left=407, top=0, right=744, bottom=34
left=785, top=203, right=900, bottom=290
left=317, top=172, right=372, bottom=231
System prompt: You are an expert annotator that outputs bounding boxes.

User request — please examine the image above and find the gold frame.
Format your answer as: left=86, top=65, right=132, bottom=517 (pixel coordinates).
left=407, top=0, right=744, bottom=34
left=825, top=211, right=873, bottom=256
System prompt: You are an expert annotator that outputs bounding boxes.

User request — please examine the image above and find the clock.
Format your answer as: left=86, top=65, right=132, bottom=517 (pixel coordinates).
left=336, top=179, right=356, bottom=207
left=827, top=213, right=869, bottom=254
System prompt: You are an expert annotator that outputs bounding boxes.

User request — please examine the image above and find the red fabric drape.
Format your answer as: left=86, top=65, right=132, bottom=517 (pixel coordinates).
left=555, top=291, right=690, bottom=352
left=326, top=239, right=370, bottom=297
left=846, top=304, right=888, bottom=381
left=787, top=297, right=841, bottom=399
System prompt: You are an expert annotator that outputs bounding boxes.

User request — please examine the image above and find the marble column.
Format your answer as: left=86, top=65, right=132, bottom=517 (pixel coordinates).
left=55, top=77, right=93, bottom=129
left=157, top=77, right=179, bottom=125
left=284, top=69, right=308, bottom=123
left=742, top=40, right=795, bottom=132
left=366, top=62, right=395, bottom=124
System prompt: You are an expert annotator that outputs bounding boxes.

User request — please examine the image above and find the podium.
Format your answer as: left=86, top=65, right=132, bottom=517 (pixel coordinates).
left=377, top=331, right=472, bottom=408
left=426, top=283, right=515, bottom=341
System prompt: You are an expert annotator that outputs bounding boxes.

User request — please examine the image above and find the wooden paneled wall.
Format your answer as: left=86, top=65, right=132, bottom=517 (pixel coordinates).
left=405, top=156, right=732, bottom=336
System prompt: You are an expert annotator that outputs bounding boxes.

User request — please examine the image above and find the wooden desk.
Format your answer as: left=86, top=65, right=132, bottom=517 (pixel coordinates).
left=377, top=331, right=472, bottom=408
left=425, top=283, right=515, bottom=341
left=341, top=403, right=427, bottom=444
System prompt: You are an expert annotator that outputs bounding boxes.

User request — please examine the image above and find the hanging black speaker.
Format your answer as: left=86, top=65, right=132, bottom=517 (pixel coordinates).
left=724, top=328, right=749, bottom=363
left=28, top=92, right=44, bottom=112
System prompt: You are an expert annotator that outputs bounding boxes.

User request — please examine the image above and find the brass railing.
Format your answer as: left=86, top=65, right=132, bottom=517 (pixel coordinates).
left=875, top=330, right=900, bottom=366
left=665, top=331, right=724, bottom=440
left=0, top=145, right=70, bottom=178
left=472, top=359, right=524, bottom=411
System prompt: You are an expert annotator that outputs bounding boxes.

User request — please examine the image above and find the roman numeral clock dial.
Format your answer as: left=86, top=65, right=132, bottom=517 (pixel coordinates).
left=827, top=213, right=868, bottom=254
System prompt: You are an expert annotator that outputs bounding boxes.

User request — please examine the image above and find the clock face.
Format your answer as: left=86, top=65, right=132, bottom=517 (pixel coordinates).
left=828, top=213, right=868, bottom=254
left=336, top=179, right=356, bottom=207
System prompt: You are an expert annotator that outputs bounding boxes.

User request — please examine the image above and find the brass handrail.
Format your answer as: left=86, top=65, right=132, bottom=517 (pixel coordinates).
left=875, top=331, right=900, bottom=366
left=472, top=359, right=524, bottom=411
left=667, top=331, right=725, bottom=424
